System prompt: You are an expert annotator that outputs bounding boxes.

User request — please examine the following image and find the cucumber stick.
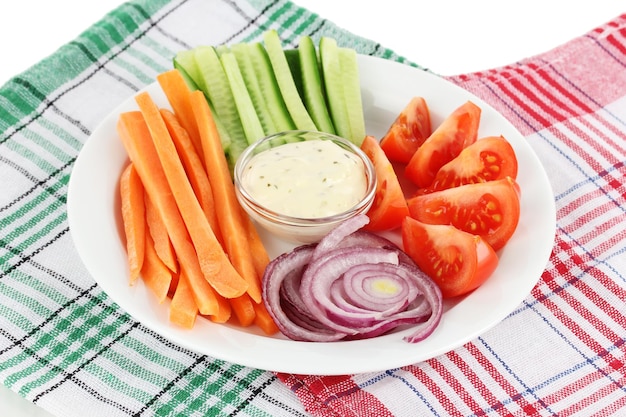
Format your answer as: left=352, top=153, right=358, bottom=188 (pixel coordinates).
left=247, top=42, right=295, bottom=133
left=338, top=47, right=365, bottom=146
left=263, top=30, right=317, bottom=131
left=320, top=37, right=350, bottom=139
left=193, top=46, right=248, bottom=163
left=298, top=36, right=335, bottom=134
left=319, top=37, right=365, bottom=146
left=220, top=51, right=266, bottom=145
left=173, top=49, right=201, bottom=91
left=230, top=43, right=277, bottom=136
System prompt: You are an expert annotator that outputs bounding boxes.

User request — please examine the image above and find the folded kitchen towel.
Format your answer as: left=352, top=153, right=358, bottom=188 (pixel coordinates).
left=1, top=0, right=625, bottom=416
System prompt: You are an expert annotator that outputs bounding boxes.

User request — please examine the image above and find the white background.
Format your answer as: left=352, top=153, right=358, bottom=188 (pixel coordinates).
left=0, top=1, right=623, bottom=416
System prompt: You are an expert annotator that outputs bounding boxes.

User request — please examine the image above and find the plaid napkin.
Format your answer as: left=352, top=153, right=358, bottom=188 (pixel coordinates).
left=0, top=0, right=624, bottom=416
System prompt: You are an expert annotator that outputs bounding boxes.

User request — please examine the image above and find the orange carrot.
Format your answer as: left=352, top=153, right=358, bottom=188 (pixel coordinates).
left=169, top=268, right=198, bottom=328
left=205, top=293, right=232, bottom=324
left=241, top=206, right=270, bottom=280
left=190, top=90, right=264, bottom=303
left=119, top=162, right=145, bottom=284
left=117, top=111, right=224, bottom=316
left=156, top=69, right=204, bottom=165
left=229, top=293, right=256, bottom=327
left=253, top=301, right=279, bottom=335
left=141, top=228, right=173, bottom=303
left=134, top=92, right=248, bottom=299
left=160, top=108, right=223, bottom=246
left=144, top=192, right=178, bottom=273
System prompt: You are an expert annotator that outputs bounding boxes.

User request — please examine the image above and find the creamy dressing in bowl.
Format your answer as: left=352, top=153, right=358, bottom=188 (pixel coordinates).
left=240, top=139, right=367, bottom=218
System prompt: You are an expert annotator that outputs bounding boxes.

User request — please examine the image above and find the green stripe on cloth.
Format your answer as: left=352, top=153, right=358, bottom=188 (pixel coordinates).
left=0, top=0, right=413, bottom=416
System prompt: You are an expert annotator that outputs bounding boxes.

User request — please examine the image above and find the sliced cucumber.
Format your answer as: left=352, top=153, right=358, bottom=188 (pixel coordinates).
left=220, top=51, right=266, bottom=145
left=339, top=47, right=365, bottom=146
left=193, top=46, right=248, bottom=163
left=231, top=43, right=277, bottom=135
left=283, top=48, right=303, bottom=100
left=319, top=37, right=350, bottom=139
left=247, top=42, right=295, bottom=133
left=298, top=36, right=335, bottom=134
left=173, top=49, right=201, bottom=91
left=263, top=30, right=317, bottom=131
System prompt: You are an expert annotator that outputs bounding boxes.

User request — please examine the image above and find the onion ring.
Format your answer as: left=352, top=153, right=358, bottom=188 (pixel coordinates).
left=262, top=214, right=443, bottom=343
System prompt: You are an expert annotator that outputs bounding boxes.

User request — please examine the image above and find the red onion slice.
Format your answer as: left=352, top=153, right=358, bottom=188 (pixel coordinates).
left=262, top=215, right=443, bottom=343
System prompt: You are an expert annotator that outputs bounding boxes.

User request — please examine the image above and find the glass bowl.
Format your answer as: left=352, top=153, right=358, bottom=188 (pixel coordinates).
left=234, top=130, right=377, bottom=244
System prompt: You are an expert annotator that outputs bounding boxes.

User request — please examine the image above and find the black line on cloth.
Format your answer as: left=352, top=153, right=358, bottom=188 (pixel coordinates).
left=229, top=374, right=309, bottom=417
left=229, top=375, right=276, bottom=416
left=130, top=1, right=193, bottom=51
left=0, top=0, right=188, bottom=146
left=31, top=321, right=140, bottom=412
left=0, top=282, right=107, bottom=356
left=0, top=156, right=74, bottom=213
left=0, top=227, right=69, bottom=280
left=254, top=389, right=312, bottom=417
left=132, top=355, right=208, bottom=416
left=221, top=0, right=280, bottom=44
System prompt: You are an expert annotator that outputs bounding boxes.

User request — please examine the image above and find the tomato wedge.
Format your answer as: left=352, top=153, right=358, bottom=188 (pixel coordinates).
left=360, top=135, right=409, bottom=231
left=407, top=177, right=520, bottom=251
left=420, top=135, right=518, bottom=194
left=379, top=97, right=431, bottom=164
left=401, top=217, right=498, bottom=298
left=405, top=100, right=481, bottom=188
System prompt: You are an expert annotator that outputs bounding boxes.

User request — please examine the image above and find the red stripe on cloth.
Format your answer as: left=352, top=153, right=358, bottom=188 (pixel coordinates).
left=445, top=349, right=512, bottom=416
left=275, top=373, right=394, bottom=417
left=464, top=343, right=536, bottom=413
left=405, top=363, right=464, bottom=416
left=528, top=365, right=626, bottom=417
left=429, top=356, right=484, bottom=413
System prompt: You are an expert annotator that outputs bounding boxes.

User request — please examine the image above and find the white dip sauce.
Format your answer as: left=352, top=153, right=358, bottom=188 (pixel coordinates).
left=241, top=139, right=367, bottom=218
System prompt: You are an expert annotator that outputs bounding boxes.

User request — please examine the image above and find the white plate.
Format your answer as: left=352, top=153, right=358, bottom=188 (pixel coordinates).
left=67, top=55, right=556, bottom=375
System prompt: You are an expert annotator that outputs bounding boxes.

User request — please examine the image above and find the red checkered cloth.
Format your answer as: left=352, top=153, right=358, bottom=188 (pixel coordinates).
left=277, top=14, right=626, bottom=417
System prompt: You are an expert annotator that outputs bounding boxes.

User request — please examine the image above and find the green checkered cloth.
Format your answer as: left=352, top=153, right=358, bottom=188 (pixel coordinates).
left=0, top=0, right=410, bottom=416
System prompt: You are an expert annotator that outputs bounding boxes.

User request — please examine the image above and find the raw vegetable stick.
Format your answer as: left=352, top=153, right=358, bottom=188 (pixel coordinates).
left=253, top=301, right=279, bottom=335
left=156, top=70, right=204, bottom=165
left=241, top=205, right=270, bottom=279
left=144, top=192, right=178, bottom=273
left=141, top=228, right=173, bottom=303
left=169, top=267, right=198, bottom=329
left=160, top=108, right=223, bottom=246
left=118, top=111, right=225, bottom=317
left=229, top=293, right=256, bottom=327
left=205, top=291, right=233, bottom=324
left=119, top=162, right=145, bottom=284
left=134, top=92, right=249, bottom=299
left=190, top=90, right=264, bottom=303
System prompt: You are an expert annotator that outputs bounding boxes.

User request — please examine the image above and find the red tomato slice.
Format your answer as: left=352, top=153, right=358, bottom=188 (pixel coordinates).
left=407, top=177, right=520, bottom=251
left=379, top=97, right=431, bottom=164
left=405, top=100, right=481, bottom=188
left=401, top=217, right=499, bottom=298
left=420, top=135, right=518, bottom=193
left=360, top=135, right=409, bottom=231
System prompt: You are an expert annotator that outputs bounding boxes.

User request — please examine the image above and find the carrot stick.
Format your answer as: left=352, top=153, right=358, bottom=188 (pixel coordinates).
left=204, top=293, right=232, bottom=324
left=119, top=162, right=145, bottom=284
left=134, top=92, right=248, bottom=299
left=117, top=111, right=224, bottom=316
left=169, top=267, right=198, bottom=328
left=241, top=206, right=270, bottom=279
left=160, top=108, right=223, bottom=246
left=141, top=227, right=173, bottom=303
left=229, top=293, right=256, bottom=327
left=253, top=301, right=279, bottom=335
left=144, top=192, right=178, bottom=273
left=190, top=90, right=264, bottom=303
left=156, top=69, right=204, bottom=166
